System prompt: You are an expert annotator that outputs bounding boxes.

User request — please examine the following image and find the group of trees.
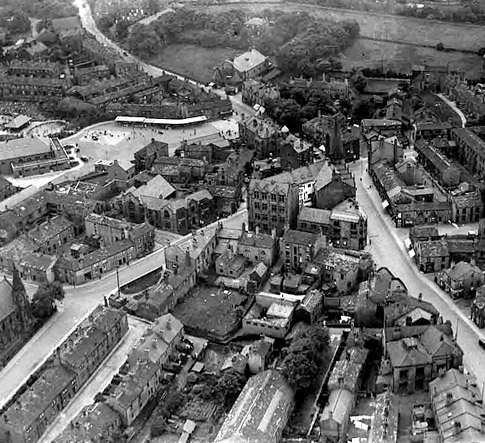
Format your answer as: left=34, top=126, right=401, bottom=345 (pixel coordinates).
left=397, top=2, right=485, bottom=25
left=280, top=321, right=330, bottom=394
left=263, top=85, right=351, bottom=133
left=126, top=9, right=360, bottom=78
left=199, top=368, right=247, bottom=410
left=31, top=281, right=65, bottom=319
left=0, top=0, right=77, bottom=22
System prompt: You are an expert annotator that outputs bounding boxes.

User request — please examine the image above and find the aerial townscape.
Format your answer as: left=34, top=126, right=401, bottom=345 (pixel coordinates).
left=3, top=0, right=485, bottom=442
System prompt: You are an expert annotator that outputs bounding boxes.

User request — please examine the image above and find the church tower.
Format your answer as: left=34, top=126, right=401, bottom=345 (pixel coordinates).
left=327, top=114, right=346, bottom=165
left=11, top=265, right=33, bottom=330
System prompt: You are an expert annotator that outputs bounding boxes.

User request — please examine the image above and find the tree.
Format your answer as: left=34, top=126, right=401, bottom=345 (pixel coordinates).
left=128, top=24, right=162, bottom=57
left=351, top=70, right=368, bottom=93
left=148, top=0, right=161, bottom=14
left=31, top=281, right=65, bottom=318
left=215, top=370, right=246, bottom=408
left=7, top=12, right=31, bottom=34
left=280, top=321, right=330, bottom=393
left=281, top=352, right=317, bottom=392
left=115, top=20, right=129, bottom=41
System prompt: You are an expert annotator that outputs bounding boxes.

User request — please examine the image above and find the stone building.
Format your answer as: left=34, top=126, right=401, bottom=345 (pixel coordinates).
left=247, top=178, right=300, bottom=237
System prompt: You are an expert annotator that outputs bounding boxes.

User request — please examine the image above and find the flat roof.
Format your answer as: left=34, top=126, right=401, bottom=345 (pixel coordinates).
left=0, top=137, right=51, bottom=161
left=115, top=115, right=208, bottom=125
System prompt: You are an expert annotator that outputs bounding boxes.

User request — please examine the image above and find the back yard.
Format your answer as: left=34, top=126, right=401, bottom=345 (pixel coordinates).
left=172, top=286, right=252, bottom=340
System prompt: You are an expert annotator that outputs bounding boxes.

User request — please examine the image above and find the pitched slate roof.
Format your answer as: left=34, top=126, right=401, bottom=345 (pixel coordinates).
left=233, top=49, right=267, bottom=73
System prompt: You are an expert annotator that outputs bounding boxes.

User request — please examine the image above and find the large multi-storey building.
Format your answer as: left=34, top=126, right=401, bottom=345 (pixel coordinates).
left=116, top=189, right=215, bottom=235
left=247, top=178, right=300, bottom=237
left=451, top=128, right=485, bottom=176
left=0, top=137, right=70, bottom=177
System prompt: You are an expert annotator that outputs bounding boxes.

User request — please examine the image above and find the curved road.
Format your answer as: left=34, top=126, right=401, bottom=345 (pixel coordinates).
left=1, top=0, right=483, bottom=417
left=350, top=160, right=485, bottom=389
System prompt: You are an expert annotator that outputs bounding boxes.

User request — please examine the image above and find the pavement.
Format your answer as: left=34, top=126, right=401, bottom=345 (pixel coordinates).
left=0, top=208, right=247, bottom=411
left=437, top=93, right=467, bottom=128
left=350, top=160, right=485, bottom=389
left=38, top=315, right=150, bottom=443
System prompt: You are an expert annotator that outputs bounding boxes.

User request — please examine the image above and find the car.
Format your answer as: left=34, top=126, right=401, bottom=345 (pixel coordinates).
left=80, top=156, right=89, bottom=162
left=479, top=339, right=485, bottom=350
left=91, top=135, right=98, bottom=141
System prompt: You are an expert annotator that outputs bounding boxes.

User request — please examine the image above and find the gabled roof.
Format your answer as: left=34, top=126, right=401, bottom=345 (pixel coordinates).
left=130, top=174, right=175, bottom=200
left=215, top=370, right=293, bottom=443
left=233, top=49, right=267, bottom=73
left=321, top=388, right=354, bottom=425
left=416, top=240, right=449, bottom=258
left=0, top=277, right=15, bottom=322
left=420, top=325, right=461, bottom=358
left=282, top=229, right=316, bottom=246
left=445, top=261, right=482, bottom=281
left=298, top=207, right=332, bottom=225
left=387, top=337, right=432, bottom=368
left=4, top=115, right=31, bottom=129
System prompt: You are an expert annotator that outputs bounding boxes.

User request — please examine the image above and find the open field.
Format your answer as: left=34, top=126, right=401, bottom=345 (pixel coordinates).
left=149, top=44, right=241, bottom=83
left=200, top=2, right=485, bottom=51
left=342, top=38, right=484, bottom=78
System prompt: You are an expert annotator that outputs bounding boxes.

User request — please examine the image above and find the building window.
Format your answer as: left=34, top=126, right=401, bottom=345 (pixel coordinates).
left=262, top=203, right=268, bottom=211
left=261, top=193, right=268, bottom=200
left=271, top=194, right=276, bottom=202
left=278, top=195, right=285, bottom=203
left=254, top=202, right=260, bottom=210
left=253, top=191, right=260, bottom=199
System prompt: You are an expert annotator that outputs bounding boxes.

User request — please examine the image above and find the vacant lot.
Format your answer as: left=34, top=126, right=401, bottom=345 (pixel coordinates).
left=172, top=286, right=249, bottom=339
left=200, top=3, right=485, bottom=51
left=342, top=38, right=484, bottom=78
left=149, top=44, right=241, bottom=83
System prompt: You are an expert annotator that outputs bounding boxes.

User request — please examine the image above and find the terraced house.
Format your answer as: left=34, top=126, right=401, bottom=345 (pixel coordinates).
left=0, top=306, right=127, bottom=443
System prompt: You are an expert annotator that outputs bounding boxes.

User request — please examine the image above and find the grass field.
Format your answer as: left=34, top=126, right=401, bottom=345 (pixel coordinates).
left=342, top=38, right=484, bottom=78
left=149, top=44, right=241, bottom=83
left=202, top=3, right=485, bottom=51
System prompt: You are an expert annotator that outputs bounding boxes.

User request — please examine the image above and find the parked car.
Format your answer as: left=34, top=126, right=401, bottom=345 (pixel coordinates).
left=479, top=339, right=485, bottom=350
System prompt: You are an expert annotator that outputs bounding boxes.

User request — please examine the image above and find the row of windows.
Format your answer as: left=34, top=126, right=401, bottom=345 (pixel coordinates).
left=252, top=191, right=286, bottom=202
left=254, top=213, right=286, bottom=223
left=254, top=202, right=285, bottom=213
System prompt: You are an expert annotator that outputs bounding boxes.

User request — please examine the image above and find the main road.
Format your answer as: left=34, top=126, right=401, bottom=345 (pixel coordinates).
left=0, top=209, right=247, bottom=410
left=350, top=160, right=485, bottom=389
left=73, top=0, right=254, bottom=118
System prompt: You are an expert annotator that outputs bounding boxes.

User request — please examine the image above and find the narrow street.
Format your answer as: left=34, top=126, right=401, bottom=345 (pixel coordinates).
left=38, top=316, right=150, bottom=443
left=349, top=160, right=485, bottom=389
left=0, top=209, right=247, bottom=410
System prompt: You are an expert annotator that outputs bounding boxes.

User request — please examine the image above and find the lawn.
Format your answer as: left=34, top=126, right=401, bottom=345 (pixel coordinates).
left=172, top=286, right=250, bottom=339
left=149, top=44, right=241, bottom=84
left=201, top=3, right=485, bottom=51
left=342, top=38, right=484, bottom=78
